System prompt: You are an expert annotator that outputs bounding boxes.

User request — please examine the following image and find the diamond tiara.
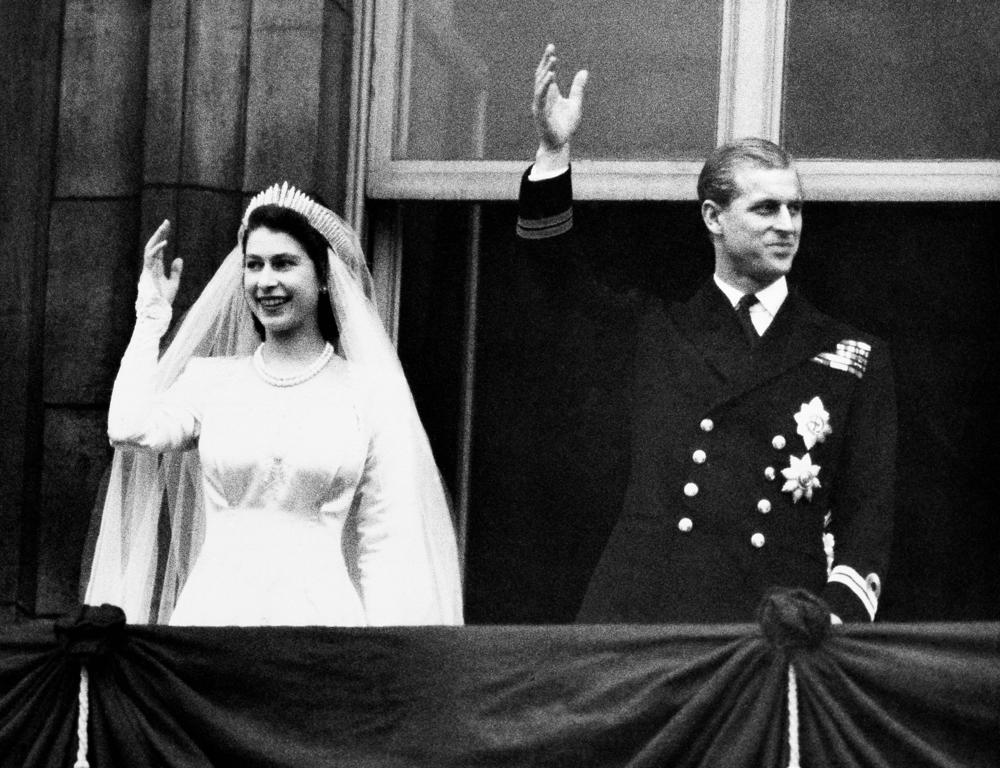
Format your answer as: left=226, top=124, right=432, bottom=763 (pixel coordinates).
left=241, top=181, right=365, bottom=275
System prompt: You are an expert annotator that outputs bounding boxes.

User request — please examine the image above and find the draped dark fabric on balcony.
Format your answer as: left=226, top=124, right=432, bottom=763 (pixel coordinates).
left=1, top=603, right=997, bottom=768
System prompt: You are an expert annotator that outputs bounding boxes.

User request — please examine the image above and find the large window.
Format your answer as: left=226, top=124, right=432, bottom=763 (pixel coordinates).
left=365, top=0, right=1000, bottom=201
left=351, top=1, right=1000, bottom=623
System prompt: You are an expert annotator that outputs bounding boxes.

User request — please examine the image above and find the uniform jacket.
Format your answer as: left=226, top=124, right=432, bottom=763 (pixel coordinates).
left=518, top=167, right=897, bottom=622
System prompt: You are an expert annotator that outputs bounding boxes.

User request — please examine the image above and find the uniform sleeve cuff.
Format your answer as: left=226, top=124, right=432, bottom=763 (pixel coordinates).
left=517, top=166, right=573, bottom=240
left=826, top=565, right=880, bottom=621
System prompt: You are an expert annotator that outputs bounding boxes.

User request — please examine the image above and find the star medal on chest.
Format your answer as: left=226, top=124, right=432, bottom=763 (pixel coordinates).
left=794, top=396, right=832, bottom=449
left=781, top=396, right=831, bottom=503
left=781, top=453, right=821, bottom=502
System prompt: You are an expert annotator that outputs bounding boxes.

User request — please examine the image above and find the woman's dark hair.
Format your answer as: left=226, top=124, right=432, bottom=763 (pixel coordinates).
left=242, top=204, right=339, bottom=344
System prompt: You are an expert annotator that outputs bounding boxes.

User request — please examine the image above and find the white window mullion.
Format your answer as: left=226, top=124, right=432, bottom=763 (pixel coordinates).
left=345, top=0, right=375, bottom=234
left=367, top=0, right=405, bottom=202
left=717, top=0, right=787, bottom=144
left=362, top=0, right=405, bottom=338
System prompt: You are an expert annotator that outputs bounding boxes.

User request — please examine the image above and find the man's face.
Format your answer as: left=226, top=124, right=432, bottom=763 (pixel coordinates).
left=703, top=164, right=803, bottom=293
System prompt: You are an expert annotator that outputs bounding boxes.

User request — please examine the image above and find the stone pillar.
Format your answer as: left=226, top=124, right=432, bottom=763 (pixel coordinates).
left=0, top=0, right=65, bottom=621
left=35, top=0, right=152, bottom=615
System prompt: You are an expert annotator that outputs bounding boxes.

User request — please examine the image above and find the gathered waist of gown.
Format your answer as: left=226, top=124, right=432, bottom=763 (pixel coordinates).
left=169, top=503, right=366, bottom=627
left=206, top=501, right=349, bottom=527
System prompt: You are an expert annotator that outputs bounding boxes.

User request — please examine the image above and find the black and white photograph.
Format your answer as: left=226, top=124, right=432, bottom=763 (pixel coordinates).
left=2, top=1, right=998, bottom=765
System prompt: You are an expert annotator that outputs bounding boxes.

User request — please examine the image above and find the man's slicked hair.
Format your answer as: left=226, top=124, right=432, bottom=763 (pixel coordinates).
left=697, top=138, right=797, bottom=207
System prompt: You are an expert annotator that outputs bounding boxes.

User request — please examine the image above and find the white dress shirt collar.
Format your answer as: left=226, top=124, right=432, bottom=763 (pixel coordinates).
left=713, top=275, right=789, bottom=336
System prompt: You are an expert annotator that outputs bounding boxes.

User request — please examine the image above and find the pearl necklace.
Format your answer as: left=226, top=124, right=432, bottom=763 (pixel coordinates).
left=252, top=343, right=334, bottom=387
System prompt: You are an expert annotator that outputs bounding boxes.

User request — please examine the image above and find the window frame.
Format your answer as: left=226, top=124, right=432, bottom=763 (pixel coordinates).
left=363, top=0, right=1000, bottom=203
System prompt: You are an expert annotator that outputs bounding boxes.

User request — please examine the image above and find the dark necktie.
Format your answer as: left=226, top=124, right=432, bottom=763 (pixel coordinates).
left=735, top=293, right=760, bottom=347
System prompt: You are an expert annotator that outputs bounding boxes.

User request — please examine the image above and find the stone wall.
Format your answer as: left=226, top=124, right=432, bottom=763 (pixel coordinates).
left=1, top=0, right=355, bottom=618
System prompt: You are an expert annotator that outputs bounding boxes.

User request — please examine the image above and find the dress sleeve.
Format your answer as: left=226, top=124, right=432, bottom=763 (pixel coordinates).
left=351, top=400, right=448, bottom=626
left=107, top=289, right=204, bottom=452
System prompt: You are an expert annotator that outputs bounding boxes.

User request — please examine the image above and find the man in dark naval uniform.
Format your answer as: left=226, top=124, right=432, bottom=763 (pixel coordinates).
left=518, top=46, right=897, bottom=623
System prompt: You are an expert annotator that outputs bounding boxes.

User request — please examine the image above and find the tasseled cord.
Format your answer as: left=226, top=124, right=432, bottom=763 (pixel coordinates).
left=786, top=663, right=800, bottom=768
left=54, top=604, right=126, bottom=768
left=756, top=588, right=832, bottom=768
left=74, top=666, right=90, bottom=768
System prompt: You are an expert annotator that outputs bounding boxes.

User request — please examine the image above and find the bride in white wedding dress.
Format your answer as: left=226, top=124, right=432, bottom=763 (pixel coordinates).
left=85, top=184, right=463, bottom=627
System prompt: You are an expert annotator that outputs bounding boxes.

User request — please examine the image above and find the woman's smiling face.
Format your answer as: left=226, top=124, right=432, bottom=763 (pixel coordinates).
left=243, top=226, right=323, bottom=340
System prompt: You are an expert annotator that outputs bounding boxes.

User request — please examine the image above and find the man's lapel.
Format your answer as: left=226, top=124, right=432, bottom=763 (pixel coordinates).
left=716, top=289, right=832, bottom=406
left=668, top=281, right=753, bottom=408
left=670, top=281, right=835, bottom=411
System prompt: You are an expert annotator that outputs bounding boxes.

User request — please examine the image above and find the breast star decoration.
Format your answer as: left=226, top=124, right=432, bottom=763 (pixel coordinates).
left=781, top=453, right=822, bottom=503
left=794, top=396, right=832, bottom=450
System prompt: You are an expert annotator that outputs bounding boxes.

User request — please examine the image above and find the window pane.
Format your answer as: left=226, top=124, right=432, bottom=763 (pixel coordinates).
left=783, top=0, right=1000, bottom=159
left=396, top=0, right=723, bottom=161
